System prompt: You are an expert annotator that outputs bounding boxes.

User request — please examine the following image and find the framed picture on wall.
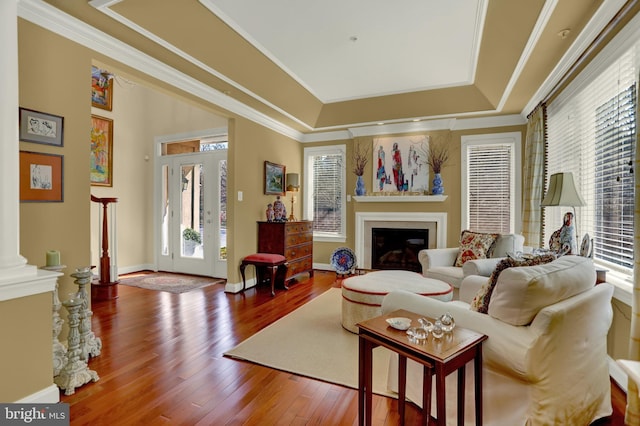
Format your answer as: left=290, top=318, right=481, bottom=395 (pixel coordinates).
left=91, top=65, right=113, bottom=111
left=19, top=151, right=64, bottom=202
left=19, top=107, right=64, bottom=147
left=264, top=161, right=286, bottom=195
left=90, top=115, right=114, bottom=187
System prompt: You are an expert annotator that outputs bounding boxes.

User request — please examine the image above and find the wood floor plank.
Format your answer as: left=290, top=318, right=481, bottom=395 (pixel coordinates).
left=60, top=270, right=625, bottom=425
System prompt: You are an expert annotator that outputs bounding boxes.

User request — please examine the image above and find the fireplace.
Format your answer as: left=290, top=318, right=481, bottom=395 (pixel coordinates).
left=371, top=227, right=428, bottom=272
left=355, top=212, right=447, bottom=270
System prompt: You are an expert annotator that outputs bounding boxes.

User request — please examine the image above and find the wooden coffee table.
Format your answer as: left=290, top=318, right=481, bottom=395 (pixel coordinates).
left=357, top=309, right=487, bottom=426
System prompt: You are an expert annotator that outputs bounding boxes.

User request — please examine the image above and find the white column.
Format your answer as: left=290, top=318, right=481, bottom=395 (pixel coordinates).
left=0, top=0, right=35, bottom=280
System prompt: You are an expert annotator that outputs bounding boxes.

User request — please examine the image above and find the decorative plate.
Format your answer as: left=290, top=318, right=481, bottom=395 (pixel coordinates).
left=330, top=247, right=357, bottom=275
left=580, top=233, right=592, bottom=258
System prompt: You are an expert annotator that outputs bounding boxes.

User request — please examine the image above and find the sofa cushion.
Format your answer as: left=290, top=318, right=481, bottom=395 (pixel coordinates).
left=491, top=234, right=525, bottom=257
left=470, top=254, right=556, bottom=313
left=454, top=230, right=499, bottom=267
left=488, top=256, right=596, bottom=326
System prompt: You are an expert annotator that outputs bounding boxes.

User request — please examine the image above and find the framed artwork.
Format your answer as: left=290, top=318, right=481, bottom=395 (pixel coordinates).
left=91, top=65, right=113, bottom=111
left=19, top=107, right=64, bottom=147
left=372, top=135, right=430, bottom=193
left=90, top=115, right=114, bottom=187
left=264, top=161, right=286, bottom=195
left=19, top=151, right=64, bottom=202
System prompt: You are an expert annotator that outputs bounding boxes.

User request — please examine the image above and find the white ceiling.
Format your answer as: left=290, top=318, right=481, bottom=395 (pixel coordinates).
left=200, top=0, right=485, bottom=103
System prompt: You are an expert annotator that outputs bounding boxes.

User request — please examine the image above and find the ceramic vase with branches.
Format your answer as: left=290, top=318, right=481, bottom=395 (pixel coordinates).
left=353, top=141, right=370, bottom=195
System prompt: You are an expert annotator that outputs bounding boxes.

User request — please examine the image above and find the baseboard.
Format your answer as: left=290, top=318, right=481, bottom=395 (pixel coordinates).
left=225, top=278, right=256, bottom=293
left=118, top=264, right=155, bottom=276
left=610, top=355, right=628, bottom=393
left=313, top=262, right=332, bottom=271
left=15, top=384, right=60, bottom=403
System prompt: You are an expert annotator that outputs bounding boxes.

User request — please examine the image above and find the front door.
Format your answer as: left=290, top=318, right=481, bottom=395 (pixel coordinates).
left=157, top=151, right=227, bottom=278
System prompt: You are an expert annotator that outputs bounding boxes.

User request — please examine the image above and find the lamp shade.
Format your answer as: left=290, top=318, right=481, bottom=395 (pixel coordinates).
left=286, top=173, right=299, bottom=192
left=541, top=172, right=585, bottom=207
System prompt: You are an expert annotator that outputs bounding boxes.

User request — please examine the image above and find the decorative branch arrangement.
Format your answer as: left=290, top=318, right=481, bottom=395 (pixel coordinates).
left=426, top=135, right=450, bottom=174
left=352, top=141, right=370, bottom=176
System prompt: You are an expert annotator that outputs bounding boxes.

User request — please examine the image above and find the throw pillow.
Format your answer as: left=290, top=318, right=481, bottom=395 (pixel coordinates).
left=470, top=253, right=556, bottom=313
left=454, top=230, right=499, bottom=267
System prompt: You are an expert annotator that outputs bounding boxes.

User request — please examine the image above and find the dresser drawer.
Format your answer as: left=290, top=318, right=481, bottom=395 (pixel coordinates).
left=285, top=221, right=313, bottom=234
left=284, top=243, right=312, bottom=260
left=285, top=232, right=312, bottom=246
left=286, top=256, right=312, bottom=278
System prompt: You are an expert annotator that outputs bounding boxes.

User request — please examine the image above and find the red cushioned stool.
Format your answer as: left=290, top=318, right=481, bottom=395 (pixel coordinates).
left=240, top=253, right=288, bottom=296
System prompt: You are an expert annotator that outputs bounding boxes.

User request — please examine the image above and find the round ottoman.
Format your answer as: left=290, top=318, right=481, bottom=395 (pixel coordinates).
left=341, top=270, right=453, bottom=333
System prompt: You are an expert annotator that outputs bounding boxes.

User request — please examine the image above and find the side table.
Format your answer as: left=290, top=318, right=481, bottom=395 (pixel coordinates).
left=357, top=309, right=487, bottom=426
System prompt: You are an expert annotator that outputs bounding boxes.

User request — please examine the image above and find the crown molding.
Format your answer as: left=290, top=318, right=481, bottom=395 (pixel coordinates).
left=523, top=0, right=628, bottom=115
left=18, top=0, right=304, bottom=141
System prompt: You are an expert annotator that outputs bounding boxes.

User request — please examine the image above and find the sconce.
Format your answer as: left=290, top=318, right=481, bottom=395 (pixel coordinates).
left=286, top=173, right=299, bottom=221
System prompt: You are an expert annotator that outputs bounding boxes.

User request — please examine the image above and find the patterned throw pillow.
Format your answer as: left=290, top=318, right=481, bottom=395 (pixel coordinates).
left=470, top=254, right=557, bottom=313
left=453, top=230, right=500, bottom=267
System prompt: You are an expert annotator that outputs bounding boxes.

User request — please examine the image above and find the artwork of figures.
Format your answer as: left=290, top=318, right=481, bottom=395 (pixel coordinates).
left=372, top=135, right=430, bottom=193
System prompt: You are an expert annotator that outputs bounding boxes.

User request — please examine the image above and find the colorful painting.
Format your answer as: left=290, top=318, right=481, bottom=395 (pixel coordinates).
left=91, top=65, right=113, bottom=111
left=372, top=135, right=430, bottom=193
left=90, top=115, right=113, bottom=187
left=264, top=161, right=286, bottom=195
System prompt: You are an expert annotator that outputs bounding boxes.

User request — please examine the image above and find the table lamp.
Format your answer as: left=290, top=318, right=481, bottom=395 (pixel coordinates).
left=541, top=172, right=585, bottom=253
left=286, top=173, right=299, bottom=221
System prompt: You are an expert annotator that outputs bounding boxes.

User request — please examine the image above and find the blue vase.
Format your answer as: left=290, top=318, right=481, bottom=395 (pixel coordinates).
left=432, top=173, right=444, bottom=195
left=355, top=175, right=366, bottom=196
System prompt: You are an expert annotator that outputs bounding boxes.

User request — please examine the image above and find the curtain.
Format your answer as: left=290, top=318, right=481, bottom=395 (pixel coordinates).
left=521, top=104, right=546, bottom=248
left=626, top=100, right=640, bottom=425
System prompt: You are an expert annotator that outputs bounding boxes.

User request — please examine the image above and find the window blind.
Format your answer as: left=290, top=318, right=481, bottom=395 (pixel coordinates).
left=311, top=152, right=344, bottom=234
left=546, top=46, right=637, bottom=274
left=466, top=144, right=513, bottom=234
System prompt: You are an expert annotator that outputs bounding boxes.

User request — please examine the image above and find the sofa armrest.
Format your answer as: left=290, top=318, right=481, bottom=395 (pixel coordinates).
left=459, top=275, right=487, bottom=304
left=462, top=257, right=503, bottom=277
left=381, top=290, right=539, bottom=379
left=418, top=248, right=458, bottom=273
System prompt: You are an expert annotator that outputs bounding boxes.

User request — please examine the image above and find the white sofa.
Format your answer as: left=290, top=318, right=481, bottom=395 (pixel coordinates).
left=382, top=256, right=613, bottom=426
left=419, top=233, right=525, bottom=292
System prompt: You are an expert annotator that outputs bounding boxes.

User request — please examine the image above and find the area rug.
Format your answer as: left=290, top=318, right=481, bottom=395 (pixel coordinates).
left=224, top=288, right=395, bottom=397
left=118, top=271, right=225, bottom=294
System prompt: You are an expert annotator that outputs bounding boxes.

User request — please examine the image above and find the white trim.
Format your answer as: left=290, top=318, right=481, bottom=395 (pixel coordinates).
left=15, top=384, right=60, bottom=404
left=355, top=212, right=447, bottom=269
left=498, top=0, right=559, bottom=112
left=523, top=0, right=630, bottom=116
left=18, top=0, right=304, bottom=141
left=610, top=355, right=628, bottom=393
left=460, top=132, right=522, bottom=233
left=0, top=268, right=59, bottom=302
left=353, top=195, right=447, bottom=203
left=303, top=145, right=347, bottom=240
left=225, top=278, right=255, bottom=294
left=20, top=0, right=534, bottom=145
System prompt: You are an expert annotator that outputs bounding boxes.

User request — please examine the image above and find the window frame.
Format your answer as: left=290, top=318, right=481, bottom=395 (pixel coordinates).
left=303, top=145, right=347, bottom=242
left=460, top=132, right=522, bottom=234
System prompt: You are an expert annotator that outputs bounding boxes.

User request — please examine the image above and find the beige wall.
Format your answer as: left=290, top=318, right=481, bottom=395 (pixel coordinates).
left=227, top=117, right=301, bottom=283
left=310, top=126, right=526, bottom=263
left=89, top=67, right=227, bottom=271
left=4, top=17, right=631, bottom=403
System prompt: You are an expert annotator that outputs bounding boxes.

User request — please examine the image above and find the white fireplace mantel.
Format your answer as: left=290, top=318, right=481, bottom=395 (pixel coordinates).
left=355, top=212, right=447, bottom=269
left=353, top=195, right=447, bottom=202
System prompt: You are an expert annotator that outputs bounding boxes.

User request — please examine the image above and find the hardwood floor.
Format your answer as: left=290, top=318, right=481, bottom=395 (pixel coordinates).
left=63, top=270, right=626, bottom=425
